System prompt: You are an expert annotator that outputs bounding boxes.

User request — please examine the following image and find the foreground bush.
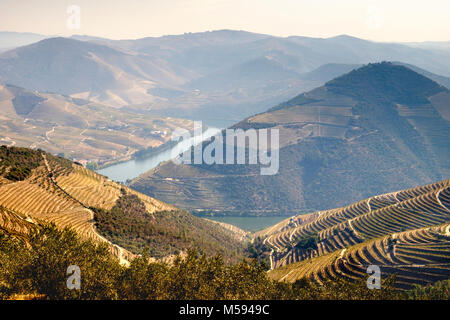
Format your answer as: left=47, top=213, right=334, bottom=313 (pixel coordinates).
left=0, top=224, right=448, bottom=300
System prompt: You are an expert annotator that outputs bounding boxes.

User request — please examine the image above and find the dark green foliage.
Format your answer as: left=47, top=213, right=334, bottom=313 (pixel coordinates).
left=271, top=62, right=446, bottom=113
left=92, top=192, right=244, bottom=262
left=0, top=146, right=73, bottom=181
left=0, top=146, right=43, bottom=181
left=92, top=193, right=152, bottom=254
left=128, top=251, right=283, bottom=300
left=325, top=62, right=445, bottom=105
left=46, top=153, right=74, bottom=177
left=5, top=166, right=32, bottom=182
left=86, top=162, right=98, bottom=170
left=0, top=224, right=122, bottom=300
left=246, top=237, right=271, bottom=270
left=401, top=280, right=450, bottom=300
left=288, top=276, right=399, bottom=300
left=2, top=224, right=445, bottom=300
left=294, top=233, right=319, bottom=251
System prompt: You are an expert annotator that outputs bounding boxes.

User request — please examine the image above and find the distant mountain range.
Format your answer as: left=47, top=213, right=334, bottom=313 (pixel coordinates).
left=0, top=31, right=49, bottom=52
left=405, top=41, right=450, bottom=52
left=130, top=63, right=450, bottom=216
left=0, top=28, right=449, bottom=294
left=1, top=30, right=450, bottom=126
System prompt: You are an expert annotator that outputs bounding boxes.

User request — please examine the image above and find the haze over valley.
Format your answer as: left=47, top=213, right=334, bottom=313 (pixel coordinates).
left=0, top=0, right=449, bottom=301
left=131, top=63, right=450, bottom=217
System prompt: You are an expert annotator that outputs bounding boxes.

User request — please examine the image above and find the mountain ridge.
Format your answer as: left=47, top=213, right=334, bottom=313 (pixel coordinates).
left=130, top=63, right=450, bottom=216
left=2, top=31, right=450, bottom=123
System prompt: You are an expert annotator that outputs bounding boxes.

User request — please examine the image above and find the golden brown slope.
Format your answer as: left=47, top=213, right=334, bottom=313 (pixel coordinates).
left=0, top=146, right=246, bottom=263
left=131, top=63, right=450, bottom=217
left=259, top=179, right=449, bottom=269
left=0, top=83, right=193, bottom=167
left=269, top=223, right=450, bottom=290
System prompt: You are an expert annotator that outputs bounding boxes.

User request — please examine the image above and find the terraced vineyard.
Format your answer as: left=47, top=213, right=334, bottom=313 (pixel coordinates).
left=262, top=180, right=450, bottom=289
left=134, top=63, right=450, bottom=218
left=0, top=150, right=147, bottom=262
left=269, top=223, right=450, bottom=289
left=55, top=164, right=173, bottom=213
left=0, top=146, right=247, bottom=264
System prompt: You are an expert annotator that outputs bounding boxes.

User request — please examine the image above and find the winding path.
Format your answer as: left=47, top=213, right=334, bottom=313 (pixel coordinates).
left=436, top=188, right=450, bottom=212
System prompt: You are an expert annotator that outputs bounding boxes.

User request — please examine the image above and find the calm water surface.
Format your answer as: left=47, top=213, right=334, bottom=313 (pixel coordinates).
left=96, top=126, right=288, bottom=231
left=203, top=216, right=287, bottom=232
left=96, top=127, right=221, bottom=182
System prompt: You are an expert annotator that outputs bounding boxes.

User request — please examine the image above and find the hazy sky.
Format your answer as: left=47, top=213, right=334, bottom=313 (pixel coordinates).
left=1, top=0, right=449, bottom=42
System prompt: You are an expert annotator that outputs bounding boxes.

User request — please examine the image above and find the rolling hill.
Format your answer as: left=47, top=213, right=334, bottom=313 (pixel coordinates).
left=130, top=63, right=450, bottom=216
left=0, top=146, right=246, bottom=263
left=263, top=179, right=450, bottom=289
left=0, top=31, right=48, bottom=52
left=123, top=32, right=450, bottom=124
left=392, top=62, right=450, bottom=89
left=114, top=32, right=450, bottom=77
left=0, top=83, right=193, bottom=166
left=2, top=31, right=450, bottom=126
left=0, top=37, right=190, bottom=107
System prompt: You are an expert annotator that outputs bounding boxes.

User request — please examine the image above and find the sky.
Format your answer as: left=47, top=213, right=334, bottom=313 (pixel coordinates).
left=1, top=0, right=449, bottom=42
